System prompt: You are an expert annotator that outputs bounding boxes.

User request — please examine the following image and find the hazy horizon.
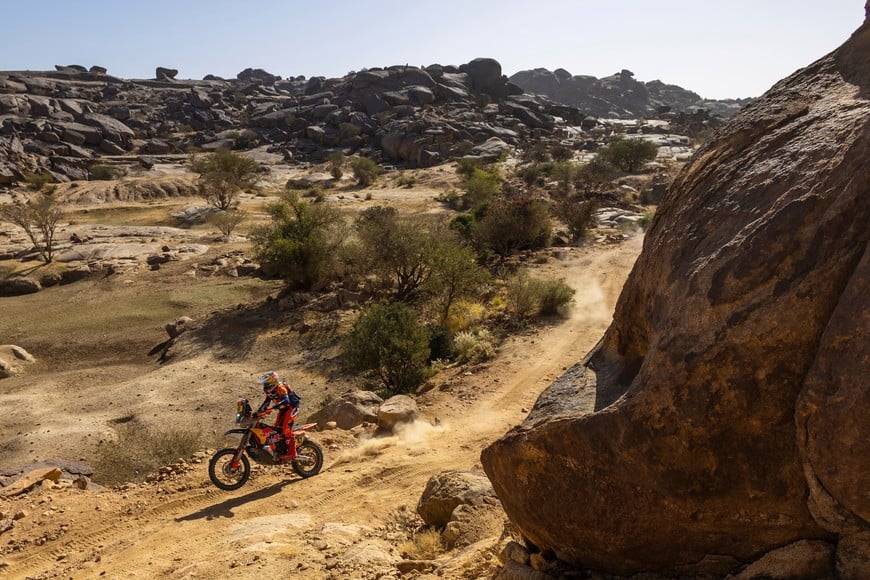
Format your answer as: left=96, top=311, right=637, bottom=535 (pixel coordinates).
left=0, top=0, right=864, bottom=100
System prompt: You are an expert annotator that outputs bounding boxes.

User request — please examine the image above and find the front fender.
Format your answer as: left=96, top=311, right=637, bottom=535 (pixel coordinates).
left=223, top=428, right=248, bottom=435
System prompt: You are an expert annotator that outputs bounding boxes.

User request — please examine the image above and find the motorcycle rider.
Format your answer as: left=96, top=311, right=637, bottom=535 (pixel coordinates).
left=255, top=371, right=300, bottom=461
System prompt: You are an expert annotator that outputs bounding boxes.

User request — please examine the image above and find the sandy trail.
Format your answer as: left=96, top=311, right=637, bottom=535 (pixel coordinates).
left=4, top=235, right=642, bottom=579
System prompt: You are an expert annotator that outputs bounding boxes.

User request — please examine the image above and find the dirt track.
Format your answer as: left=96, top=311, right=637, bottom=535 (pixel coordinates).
left=1, top=220, right=642, bottom=578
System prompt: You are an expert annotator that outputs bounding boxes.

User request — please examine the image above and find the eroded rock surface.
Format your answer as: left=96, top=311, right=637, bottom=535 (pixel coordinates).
left=483, top=5, right=869, bottom=576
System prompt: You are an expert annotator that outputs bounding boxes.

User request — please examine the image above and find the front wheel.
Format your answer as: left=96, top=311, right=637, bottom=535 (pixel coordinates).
left=208, top=448, right=251, bottom=490
left=292, top=440, right=323, bottom=478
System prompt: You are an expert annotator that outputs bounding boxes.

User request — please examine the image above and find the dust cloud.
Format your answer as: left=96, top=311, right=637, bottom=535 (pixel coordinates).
left=329, top=420, right=449, bottom=466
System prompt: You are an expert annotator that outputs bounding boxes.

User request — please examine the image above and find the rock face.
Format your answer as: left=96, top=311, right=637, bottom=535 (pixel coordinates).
left=482, top=6, right=869, bottom=577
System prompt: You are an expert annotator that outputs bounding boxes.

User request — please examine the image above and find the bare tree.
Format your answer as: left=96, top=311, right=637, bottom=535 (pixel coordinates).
left=0, top=193, right=65, bottom=263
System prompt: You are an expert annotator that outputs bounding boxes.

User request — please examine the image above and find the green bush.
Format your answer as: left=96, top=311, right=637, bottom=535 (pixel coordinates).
left=456, top=158, right=481, bottom=178
left=474, top=196, right=552, bottom=259
left=343, top=302, right=431, bottom=394
left=637, top=209, right=656, bottom=231
left=327, top=151, right=345, bottom=179
left=536, top=278, right=575, bottom=315
left=351, top=156, right=382, bottom=186
left=462, top=167, right=501, bottom=210
left=597, top=138, right=659, bottom=172
left=555, top=199, right=597, bottom=241
left=505, top=271, right=575, bottom=320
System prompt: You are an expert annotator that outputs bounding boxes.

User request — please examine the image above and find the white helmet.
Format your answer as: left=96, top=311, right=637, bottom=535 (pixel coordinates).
left=258, top=371, right=279, bottom=392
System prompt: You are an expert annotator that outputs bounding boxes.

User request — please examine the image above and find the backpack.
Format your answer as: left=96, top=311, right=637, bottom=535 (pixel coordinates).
left=287, top=386, right=301, bottom=408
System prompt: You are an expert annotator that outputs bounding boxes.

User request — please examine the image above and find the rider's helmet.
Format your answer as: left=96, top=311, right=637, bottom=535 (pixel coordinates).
left=258, top=371, right=280, bottom=393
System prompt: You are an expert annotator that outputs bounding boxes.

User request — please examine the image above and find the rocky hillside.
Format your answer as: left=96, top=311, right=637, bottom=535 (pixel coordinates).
left=509, top=67, right=752, bottom=119
left=484, top=4, right=869, bottom=579
left=0, top=58, right=591, bottom=184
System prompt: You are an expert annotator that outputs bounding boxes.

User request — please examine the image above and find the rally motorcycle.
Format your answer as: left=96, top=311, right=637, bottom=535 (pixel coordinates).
left=208, top=398, right=323, bottom=490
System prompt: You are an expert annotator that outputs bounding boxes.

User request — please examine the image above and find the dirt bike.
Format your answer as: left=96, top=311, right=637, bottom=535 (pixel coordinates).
left=208, top=398, right=323, bottom=491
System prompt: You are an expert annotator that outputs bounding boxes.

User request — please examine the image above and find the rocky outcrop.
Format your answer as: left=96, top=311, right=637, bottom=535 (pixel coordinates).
left=509, top=67, right=752, bottom=119
left=0, top=58, right=587, bottom=182
left=482, top=6, right=869, bottom=577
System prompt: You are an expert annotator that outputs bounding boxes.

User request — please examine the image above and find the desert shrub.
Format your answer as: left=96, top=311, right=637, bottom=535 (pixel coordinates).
left=427, top=324, right=453, bottom=362
left=474, top=196, right=552, bottom=259
left=395, top=172, right=416, bottom=188
left=327, top=151, right=345, bottom=179
left=209, top=208, right=246, bottom=237
left=551, top=161, right=577, bottom=194
left=399, top=528, right=444, bottom=560
left=351, top=156, right=382, bottom=186
left=515, top=163, right=546, bottom=186
left=637, top=209, right=656, bottom=231
left=446, top=299, right=486, bottom=333
left=93, top=423, right=205, bottom=485
left=550, top=144, right=574, bottom=162
left=576, top=157, right=619, bottom=194
left=456, top=157, right=481, bottom=178
left=536, top=278, right=575, bottom=315
left=189, top=149, right=260, bottom=210
left=343, top=302, right=431, bottom=394
left=449, top=213, right=477, bottom=239
left=523, top=142, right=551, bottom=163
left=597, top=138, right=659, bottom=172
left=338, top=122, right=362, bottom=140
left=250, top=191, right=348, bottom=289
left=454, top=140, right=475, bottom=156
left=555, top=199, right=597, bottom=241
left=462, top=167, right=501, bottom=210
left=89, top=164, right=125, bottom=181
left=505, top=270, right=541, bottom=320
left=452, top=328, right=496, bottom=364
left=505, top=271, right=575, bottom=319
left=23, top=172, right=55, bottom=191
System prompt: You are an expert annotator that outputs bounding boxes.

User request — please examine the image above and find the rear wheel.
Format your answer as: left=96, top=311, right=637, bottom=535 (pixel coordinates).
left=292, top=440, right=323, bottom=478
left=208, top=448, right=251, bottom=490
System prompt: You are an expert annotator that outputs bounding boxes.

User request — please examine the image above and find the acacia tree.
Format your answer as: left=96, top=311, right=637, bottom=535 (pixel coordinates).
left=598, top=138, right=659, bottom=172
left=354, top=206, right=436, bottom=302
left=190, top=149, right=260, bottom=210
left=0, top=193, right=64, bottom=263
left=250, top=192, right=347, bottom=289
left=425, top=233, right=489, bottom=325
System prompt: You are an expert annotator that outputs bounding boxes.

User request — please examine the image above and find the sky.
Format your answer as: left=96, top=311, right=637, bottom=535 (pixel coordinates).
left=0, top=1, right=864, bottom=99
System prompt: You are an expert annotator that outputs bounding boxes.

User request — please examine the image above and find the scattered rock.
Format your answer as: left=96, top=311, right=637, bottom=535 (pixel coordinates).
left=165, top=316, right=193, bottom=339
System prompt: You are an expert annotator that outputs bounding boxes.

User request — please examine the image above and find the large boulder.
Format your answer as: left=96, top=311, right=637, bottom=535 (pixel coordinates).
left=416, top=470, right=499, bottom=529
left=482, top=6, right=869, bottom=577
left=306, top=390, right=383, bottom=430
left=377, top=395, right=419, bottom=432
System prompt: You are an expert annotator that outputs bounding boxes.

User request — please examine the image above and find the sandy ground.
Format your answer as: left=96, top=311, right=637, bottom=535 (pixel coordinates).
left=0, top=170, right=643, bottom=579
